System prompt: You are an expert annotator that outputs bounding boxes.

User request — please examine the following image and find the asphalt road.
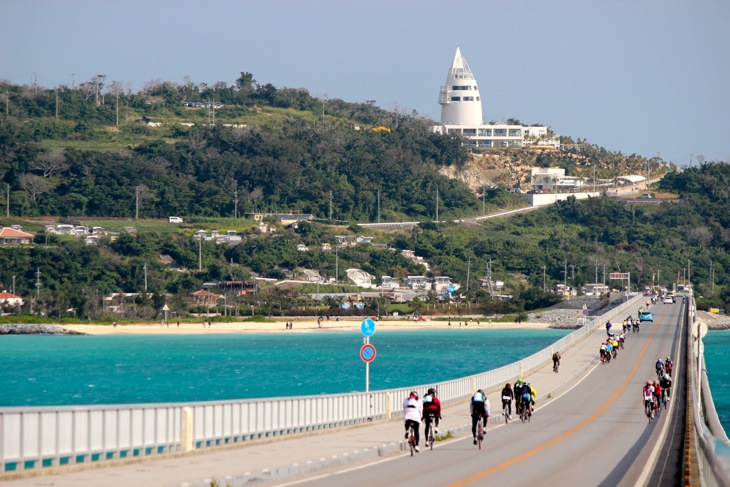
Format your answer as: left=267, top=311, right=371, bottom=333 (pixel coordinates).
left=274, top=302, right=685, bottom=487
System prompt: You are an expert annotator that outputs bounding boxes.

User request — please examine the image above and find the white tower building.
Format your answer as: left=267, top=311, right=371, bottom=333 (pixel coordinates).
left=431, top=47, right=559, bottom=150
left=439, top=47, right=483, bottom=126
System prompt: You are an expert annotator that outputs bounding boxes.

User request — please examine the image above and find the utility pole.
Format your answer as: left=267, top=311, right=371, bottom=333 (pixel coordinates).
left=329, top=191, right=333, bottom=220
left=482, top=184, right=486, bottom=215
left=12, top=275, right=16, bottom=295
left=335, top=244, right=339, bottom=283
left=542, top=266, right=546, bottom=292
left=435, top=187, right=439, bottom=222
left=36, top=267, right=41, bottom=300
left=485, top=259, right=494, bottom=297
left=377, top=188, right=380, bottom=224
left=466, top=256, right=471, bottom=292
left=198, top=238, right=202, bottom=271
left=143, top=264, right=148, bottom=293
left=570, top=263, right=575, bottom=284
left=710, top=260, right=714, bottom=295
left=563, top=260, right=568, bottom=290
left=234, top=189, right=239, bottom=218
left=135, top=186, right=140, bottom=220
left=6, top=183, right=9, bottom=217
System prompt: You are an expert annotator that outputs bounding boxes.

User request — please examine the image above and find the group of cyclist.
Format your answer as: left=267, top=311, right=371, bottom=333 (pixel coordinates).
left=642, top=357, right=673, bottom=418
left=402, top=388, right=442, bottom=452
left=623, top=316, right=640, bottom=333
left=403, top=380, right=537, bottom=450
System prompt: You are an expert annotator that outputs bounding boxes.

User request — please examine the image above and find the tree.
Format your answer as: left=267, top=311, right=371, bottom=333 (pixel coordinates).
left=20, top=173, right=56, bottom=205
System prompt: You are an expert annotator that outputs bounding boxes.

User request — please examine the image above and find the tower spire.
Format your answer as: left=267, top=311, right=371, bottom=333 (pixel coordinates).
left=439, top=47, right=483, bottom=125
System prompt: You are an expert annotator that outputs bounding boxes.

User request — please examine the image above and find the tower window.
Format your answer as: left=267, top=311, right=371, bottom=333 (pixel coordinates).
left=450, top=96, right=461, bottom=101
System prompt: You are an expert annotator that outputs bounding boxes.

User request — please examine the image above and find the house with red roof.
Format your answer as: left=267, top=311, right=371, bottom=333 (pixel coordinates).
left=0, top=291, right=24, bottom=306
left=0, top=227, right=34, bottom=245
left=191, top=289, right=224, bottom=306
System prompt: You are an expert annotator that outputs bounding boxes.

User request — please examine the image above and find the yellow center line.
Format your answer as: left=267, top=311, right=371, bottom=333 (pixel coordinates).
left=449, top=322, right=659, bottom=487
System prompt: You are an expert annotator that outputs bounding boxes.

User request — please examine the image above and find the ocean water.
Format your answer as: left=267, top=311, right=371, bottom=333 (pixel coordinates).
left=703, top=331, right=730, bottom=431
left=0, top=328, right=568, bottom=407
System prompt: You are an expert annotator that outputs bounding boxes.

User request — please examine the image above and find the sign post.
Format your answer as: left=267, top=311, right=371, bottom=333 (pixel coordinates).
left=609, top=272, right=631, bottom=301
left=360, top=318, right=376, bottom=392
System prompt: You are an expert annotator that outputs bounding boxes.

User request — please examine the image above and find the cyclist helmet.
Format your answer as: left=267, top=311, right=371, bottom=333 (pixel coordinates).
left=427, top=388, right=436, bottom=395
left=477, top=389, right=483, bottom=393
left=505, top=383, right=511, bottom=388
left=409, top=391, right=418, bottom=399
left=646, top=380, right=652, bottom=386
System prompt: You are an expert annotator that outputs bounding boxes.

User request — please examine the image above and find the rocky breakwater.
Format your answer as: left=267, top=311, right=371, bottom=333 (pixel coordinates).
left=0, top=324, right=86, bottom=335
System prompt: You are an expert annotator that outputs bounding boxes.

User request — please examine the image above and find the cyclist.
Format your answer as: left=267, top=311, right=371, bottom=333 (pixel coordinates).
left=422, top=388, right=442, bottom=447
left=653, top=380, right=663, bottom=413
left=501, top=383, right=514, bottom=419
left=660, top=373, right=672, bottom=402
left=521, top=382, right=536, bottom=416
left=622, top=319, right=628, bottom=334
left=665, top=357, right=673, bottom=376
left=552, top=351, right=561, bottom=372
left=600, top=342, right=609, bottom=363
left=611, top=337, right=619, bottom=359
left=470, top=389, right=490, bottom=444
left=642, top=380, right=655, bottom=417
left=513, top=379, right=524, bottom=415
left=655, top=358, right=665, bottom=378
left=618, top=332, right=625, bottom=349
left=403, top=391, right=423, bottom=452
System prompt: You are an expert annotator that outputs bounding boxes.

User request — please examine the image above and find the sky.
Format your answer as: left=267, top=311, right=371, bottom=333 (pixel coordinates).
left=2, top=0, right=729, bottom=165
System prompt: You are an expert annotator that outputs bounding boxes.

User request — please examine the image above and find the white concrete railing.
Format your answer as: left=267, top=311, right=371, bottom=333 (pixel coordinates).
left=0, top=295, right=643, bottom=474
left=688, top=294, right=730, bottom=485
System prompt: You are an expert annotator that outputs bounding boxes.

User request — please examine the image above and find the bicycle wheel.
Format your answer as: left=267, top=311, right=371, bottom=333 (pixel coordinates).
left=429, top=423, right=434, bottom=450
left=477, top=419, right=483, bottom=450
left=504, top=406, right=509, bottom=424
left=408, top=426, right=415, bottom=456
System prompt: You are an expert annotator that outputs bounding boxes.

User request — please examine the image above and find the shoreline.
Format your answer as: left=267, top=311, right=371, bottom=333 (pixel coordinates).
left=57, top=318, right=556, bottom=335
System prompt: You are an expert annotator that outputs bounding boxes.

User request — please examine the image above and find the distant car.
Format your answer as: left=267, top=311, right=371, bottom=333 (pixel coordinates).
left=662, top=296, right=674, bottom=304
left=639, top=311, right=654, bottom=322
left=168, top=216, right=183, bottom=223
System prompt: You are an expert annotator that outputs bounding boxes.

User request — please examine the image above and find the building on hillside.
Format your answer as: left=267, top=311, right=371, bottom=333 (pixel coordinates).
left=346, top=269, right=375, bottom=288
left=0, top=227, right=34, bottom=245
left=190, top=289, right=224, bottom=306
left=0, top=290, right=24, bottom=306
left=430, top=47, right=559, bottom=149
left=530, top=167, right=586, bottom=191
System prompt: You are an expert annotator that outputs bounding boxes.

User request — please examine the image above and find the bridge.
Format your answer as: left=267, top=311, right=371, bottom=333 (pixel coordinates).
left=1, top=294, right=728, bottom=486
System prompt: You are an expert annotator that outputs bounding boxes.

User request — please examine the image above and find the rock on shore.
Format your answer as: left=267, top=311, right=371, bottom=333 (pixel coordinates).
left=0, top=324, right=86, bottom=335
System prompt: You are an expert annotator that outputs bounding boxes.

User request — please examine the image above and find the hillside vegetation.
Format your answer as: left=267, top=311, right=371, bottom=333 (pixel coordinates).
left=0, top=74, right=726, bottom=320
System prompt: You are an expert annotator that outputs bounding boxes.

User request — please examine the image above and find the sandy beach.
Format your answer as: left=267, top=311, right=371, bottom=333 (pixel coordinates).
left=59, top=318, right=553, bottom=335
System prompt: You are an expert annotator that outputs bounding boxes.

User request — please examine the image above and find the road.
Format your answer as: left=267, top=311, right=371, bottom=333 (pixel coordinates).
left=274, top=301, right=685, bottom=487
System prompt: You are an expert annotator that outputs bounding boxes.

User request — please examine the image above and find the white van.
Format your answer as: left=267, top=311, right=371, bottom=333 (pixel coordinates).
left=168, top=216, right=183, bottom=223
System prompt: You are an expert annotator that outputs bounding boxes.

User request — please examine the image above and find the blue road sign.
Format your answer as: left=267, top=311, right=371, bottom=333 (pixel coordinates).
left=360, top=343, right=376, bottom=363
left=361, top=318, right=376, bottom=337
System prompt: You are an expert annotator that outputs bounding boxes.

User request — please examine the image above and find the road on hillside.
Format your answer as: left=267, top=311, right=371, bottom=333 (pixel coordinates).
left=274, top=302, right=686, bottom=487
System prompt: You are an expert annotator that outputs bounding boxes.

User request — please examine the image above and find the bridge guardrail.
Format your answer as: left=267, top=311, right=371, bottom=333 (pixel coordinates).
left=0, top=294, right=643, bottom=474
left=688, top=294, right=730, bottom=486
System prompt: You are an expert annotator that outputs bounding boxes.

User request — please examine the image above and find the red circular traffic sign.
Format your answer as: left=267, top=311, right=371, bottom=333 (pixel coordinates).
left=360, top=343, right=376, bottom=363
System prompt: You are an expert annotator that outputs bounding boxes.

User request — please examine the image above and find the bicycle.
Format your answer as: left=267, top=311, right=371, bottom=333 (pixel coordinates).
left=425, top=414, right=436, bottom=450
left=520, top=402, right=531, bottom=423
left=407, top=424, right=417, bottom=456
left=645, top=398, right=654, bottom=423
left=553, top=360, right=560, bottom=373
left=503, top=401, right=511, bottom=424
left=475, top=413, right=485, bottom=449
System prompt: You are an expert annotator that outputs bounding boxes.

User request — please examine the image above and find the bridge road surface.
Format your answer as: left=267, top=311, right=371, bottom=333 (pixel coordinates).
left=1, top=301, right=684, bottom=487
left=269, top=301, right=686, bottom=487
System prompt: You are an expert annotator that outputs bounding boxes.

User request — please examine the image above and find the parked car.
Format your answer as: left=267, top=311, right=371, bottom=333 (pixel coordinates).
left=168, top=216, right=183, bottom=223
left=639, top=311, right=654, bottom=322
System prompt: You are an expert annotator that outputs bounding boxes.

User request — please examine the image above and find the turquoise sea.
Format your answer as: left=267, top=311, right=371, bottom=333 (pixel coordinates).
left=0, top=328, right=568, bottom=407
left=703, top=331, right=730, bottom=432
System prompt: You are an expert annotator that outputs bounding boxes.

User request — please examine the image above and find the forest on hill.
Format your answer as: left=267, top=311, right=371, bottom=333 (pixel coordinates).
left=0, top=74, right=727, bottom=321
